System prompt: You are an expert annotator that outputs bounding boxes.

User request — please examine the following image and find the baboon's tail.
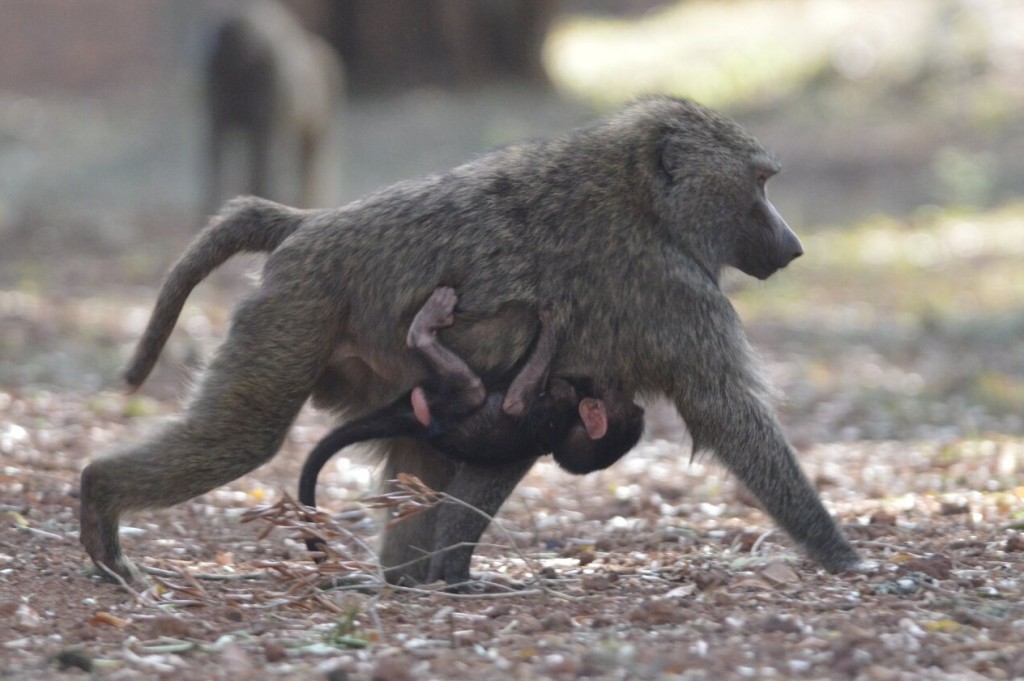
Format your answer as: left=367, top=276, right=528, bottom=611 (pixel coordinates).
left=124, top=196, right=309, bottom=389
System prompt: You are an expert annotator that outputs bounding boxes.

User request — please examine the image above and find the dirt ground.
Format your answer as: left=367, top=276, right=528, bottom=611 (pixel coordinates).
left=2, top=380, right=1023, bottom=680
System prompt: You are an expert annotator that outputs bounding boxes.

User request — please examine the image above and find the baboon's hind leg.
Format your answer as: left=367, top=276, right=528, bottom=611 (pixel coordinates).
left=80, top=284, right=337, bottom=581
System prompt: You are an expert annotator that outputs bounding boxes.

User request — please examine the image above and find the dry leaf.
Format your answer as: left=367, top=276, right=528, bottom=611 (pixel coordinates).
left=88, top=612, right=128, bottom=628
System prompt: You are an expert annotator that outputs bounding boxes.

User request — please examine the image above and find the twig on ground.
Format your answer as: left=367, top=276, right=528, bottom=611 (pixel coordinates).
left=749, top=529, right=776, bottom=556
left=143, top=565, right=273, bottom=581
left=854, top=540, right=917, bottom=554
left=227, top=475, right=580, bottom=610
left=14, top=525, right=64, bottom=541
left=95, top=562, right=162, bottom=608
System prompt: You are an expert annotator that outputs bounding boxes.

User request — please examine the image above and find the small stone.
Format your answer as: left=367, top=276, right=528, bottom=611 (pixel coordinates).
left=898, top=554, right=952, bottom=580
left=55, top=649, right=92, bottom=672
left=628, top=599, right=687, bottom=625
left=541, top=610, right=574, bottom=631
left=148, top=614, right=192, bottom=639
left=760, top=562, right=800, bottom=586
left=371, top=656, right=415, bottom=681
left=939, top=501, right=969, bottom=516
left=869, top=510, right=897, bottom=526
left=545, top=653, right=581, bottom=674
left=483, top=603, right=512, bottom=618
left=514, top=613, right=543, bottom=635
left=221, top=643, right=256, bottom=681
left=262, top=640, right=288, bottom=663
left=582, top=574, right=614, bottom=591
left=14, top=604, right=42, bottom=632
left=762, top=614, right=802, bottom=634
left=222, top=607, right=245, bottom=622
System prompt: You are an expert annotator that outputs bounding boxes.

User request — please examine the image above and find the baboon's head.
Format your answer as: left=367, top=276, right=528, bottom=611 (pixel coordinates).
left=630, top=97, right=803, bottom=281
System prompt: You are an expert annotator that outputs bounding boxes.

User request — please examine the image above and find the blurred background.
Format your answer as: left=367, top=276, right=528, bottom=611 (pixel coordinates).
left=1, top=0, right=1023, bottom=453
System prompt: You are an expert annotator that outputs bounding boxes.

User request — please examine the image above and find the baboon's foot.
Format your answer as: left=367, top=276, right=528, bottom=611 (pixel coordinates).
left=425, top=547, right=475, bottom=587
left=89, top=555, right=142, bottom=584
left=811, top=539, right=862, bottom=575
left=80, top=513, right=139, bottom=583
left=80, top=470, right=137, bottom=584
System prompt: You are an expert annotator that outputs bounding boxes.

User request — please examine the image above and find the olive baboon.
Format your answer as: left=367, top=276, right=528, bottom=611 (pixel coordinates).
left=298, top=285, right=645, bottom=545
left=203, top=0, right=342, bottom=215
left=81, top=96, right=860, bottom=585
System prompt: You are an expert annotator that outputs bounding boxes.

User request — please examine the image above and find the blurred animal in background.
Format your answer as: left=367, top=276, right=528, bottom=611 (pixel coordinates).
left=202, top=0, right=342, bottom=216
left=324, top=0, right=557, bottom=93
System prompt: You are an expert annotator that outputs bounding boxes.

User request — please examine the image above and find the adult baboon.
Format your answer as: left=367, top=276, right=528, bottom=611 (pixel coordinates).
left=203, top=0, right=342, bottom=215
left=81, top=96, right=860, bottom=585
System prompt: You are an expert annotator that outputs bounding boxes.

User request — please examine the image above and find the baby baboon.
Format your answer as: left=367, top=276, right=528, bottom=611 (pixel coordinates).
left=81, top=96, right=860, bottom=586
left=298, top=286, right=645, bottom=548
left=203, top=0, right=342, bottom=215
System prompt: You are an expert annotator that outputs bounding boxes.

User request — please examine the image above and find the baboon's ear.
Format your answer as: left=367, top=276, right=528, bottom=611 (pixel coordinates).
left=658, top=135, right=686, bottom=184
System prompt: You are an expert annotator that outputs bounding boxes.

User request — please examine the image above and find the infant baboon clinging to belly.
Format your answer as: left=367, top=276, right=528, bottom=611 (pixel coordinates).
left=298, top=287, right=646, bottom=556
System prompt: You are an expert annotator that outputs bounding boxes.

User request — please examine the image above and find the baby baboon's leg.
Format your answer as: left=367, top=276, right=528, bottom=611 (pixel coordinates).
left=80, top=284, right=336, bottom=580
left=407, top=287, right=486, bottom=411
left=502, top=304, right=556, bottom=416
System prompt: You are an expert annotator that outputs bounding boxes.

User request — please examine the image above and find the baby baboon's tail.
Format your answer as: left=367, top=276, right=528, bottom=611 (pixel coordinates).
left=299, top=402, right=422, bottom=511
left=298, top=401, right=421, bottom=557
left=124, top=196, right=309, bottom=389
